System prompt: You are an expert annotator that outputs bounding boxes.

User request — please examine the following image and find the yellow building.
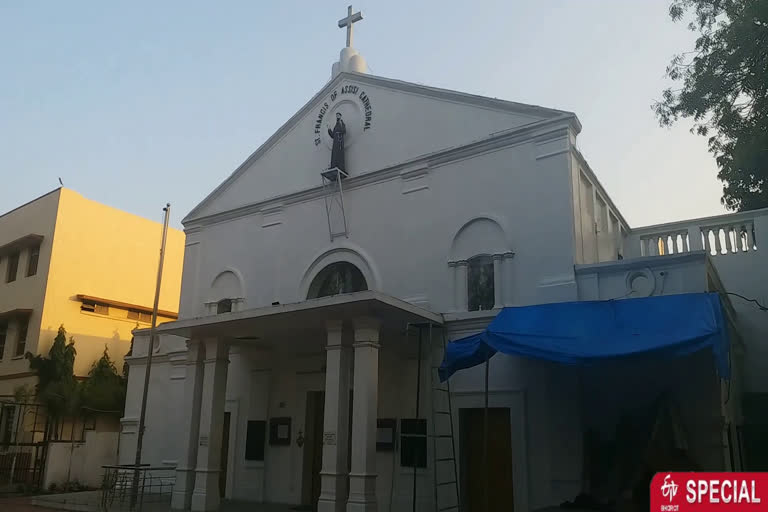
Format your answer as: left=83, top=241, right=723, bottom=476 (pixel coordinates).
left=0, top=188, right=184, bottom=397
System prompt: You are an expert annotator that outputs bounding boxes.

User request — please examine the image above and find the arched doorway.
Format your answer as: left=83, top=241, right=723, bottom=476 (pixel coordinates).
left=306, top=261, right=368, bottom=299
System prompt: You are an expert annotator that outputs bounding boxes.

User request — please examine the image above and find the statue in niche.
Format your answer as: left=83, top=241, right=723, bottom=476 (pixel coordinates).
left=327, top=112, right=346, bottom=172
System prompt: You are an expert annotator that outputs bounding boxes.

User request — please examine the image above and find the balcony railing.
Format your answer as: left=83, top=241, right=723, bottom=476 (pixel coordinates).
left=630, top=208, right=767, bottom=259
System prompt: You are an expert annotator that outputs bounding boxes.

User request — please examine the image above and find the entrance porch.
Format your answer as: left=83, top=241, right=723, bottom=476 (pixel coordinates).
left=153, top=291, right=442, bottom=512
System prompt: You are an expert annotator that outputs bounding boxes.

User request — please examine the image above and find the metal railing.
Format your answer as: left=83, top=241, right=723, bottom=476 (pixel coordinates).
left=100, top=465, right=175, bottom=512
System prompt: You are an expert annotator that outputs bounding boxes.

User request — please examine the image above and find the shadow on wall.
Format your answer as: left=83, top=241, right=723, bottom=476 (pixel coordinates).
left=37, top=327, right=135, bottom=377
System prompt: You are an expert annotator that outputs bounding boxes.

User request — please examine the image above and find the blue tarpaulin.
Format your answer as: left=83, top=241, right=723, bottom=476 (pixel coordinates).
left=439, top=292, right=729, bottom=381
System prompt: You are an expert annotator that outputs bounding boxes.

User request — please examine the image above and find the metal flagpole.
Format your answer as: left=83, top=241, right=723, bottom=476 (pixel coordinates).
left=131, top=203, right=171, bottom=510
left=484, top=353, right=490, bottom=512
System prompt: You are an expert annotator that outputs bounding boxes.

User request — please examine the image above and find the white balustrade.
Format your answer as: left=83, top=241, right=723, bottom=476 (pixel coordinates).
left=639, top=230, right=689, bottom=256
left=633, top=209, right=765, bottom=259
left=700, top=221, right=757, bottom=255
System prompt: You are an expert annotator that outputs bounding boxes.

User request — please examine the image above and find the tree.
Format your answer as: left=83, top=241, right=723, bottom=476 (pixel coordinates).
left=81, top=347, right=127, bottom=415
left=653, top=0, right=768, bottom=211
left=26, top=325, right=79, bottom=438
left=26, top=325, right=76, bottom=392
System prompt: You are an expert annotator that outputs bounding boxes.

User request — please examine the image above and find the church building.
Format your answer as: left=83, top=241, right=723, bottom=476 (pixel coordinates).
left=119, top=7, right=768, bottom=512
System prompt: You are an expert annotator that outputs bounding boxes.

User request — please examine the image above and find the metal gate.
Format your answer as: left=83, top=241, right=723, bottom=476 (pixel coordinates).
left=0, top=401, right=50, bottom=492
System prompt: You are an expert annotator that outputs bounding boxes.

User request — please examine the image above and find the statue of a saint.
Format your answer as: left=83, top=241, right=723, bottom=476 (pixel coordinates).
left=327, top=112, right=346, bottom=172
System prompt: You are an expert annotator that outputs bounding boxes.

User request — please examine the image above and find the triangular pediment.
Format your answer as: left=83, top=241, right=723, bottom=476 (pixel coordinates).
left=184, top=72, right=577, bottom=224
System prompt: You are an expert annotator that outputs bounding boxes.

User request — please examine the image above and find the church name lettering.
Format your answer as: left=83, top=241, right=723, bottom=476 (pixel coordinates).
left=313, top=85, right=374, bottom=145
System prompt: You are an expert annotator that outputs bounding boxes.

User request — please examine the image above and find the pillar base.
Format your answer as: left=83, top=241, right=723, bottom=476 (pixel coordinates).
left=317, top=471, right=349, bottom=512
left=190, top=469, right=220, bottom=512
left=171, top=467, right=195, bottom=510
left=346, top=473, right=377, bottom=512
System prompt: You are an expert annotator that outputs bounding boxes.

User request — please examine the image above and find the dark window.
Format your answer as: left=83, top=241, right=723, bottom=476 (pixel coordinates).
left=740, top=393, right=768, bottom=470
left=6, top=252, right=19, bottom=283
left=0, top=405, right=16, bottom=443
left=307, top=262, right=368, bottom=299
left=217, top=299, right=233, bottom=314
left=400, top=418, right=427, bottom=468
left=15, top=318, right=28, bottom=356
left=468, top=255, right=494, bottom=311
left=127, top=310, right=152, bottom=323
left=0, top=322, right=7, bottom=359
left=27, top=245, right=40, bottom=277
left=81, top=301, right=108, bottom=315
left=245, top=420, right=266, bottom=461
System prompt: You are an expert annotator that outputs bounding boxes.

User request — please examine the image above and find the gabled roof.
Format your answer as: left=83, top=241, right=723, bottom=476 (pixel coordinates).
left=183, top=72, right=580, bottom=225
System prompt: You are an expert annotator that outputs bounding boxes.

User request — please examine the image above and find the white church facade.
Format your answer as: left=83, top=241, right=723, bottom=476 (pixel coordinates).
left=119, top=8, right=768, bottom=512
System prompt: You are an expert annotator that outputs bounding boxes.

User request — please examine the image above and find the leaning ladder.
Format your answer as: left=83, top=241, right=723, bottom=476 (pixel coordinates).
left=429, top=326, right=461, bottom=512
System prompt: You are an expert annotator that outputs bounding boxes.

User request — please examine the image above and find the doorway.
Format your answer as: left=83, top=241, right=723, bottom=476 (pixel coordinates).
left=460, top=407, right=514, bottom=511
left=302, top=391, right=326, bottom=508
left=219, top=411, right=231, bottom=499
left=301, top=390, right=354, bottom=509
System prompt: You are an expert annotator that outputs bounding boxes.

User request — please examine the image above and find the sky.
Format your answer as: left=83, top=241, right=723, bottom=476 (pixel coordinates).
left=0, top=1, right=727, bottom=229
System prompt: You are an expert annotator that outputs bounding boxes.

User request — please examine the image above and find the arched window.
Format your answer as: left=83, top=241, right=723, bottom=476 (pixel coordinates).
left=307, top=262, right=368, bottom=299
left=207, top=269, right=244, bottom=315
left=217, top=298, right=233, bottom=314
left=468, top=255, right=494, bottom=311
left=450, top=217, right=512, bottom=311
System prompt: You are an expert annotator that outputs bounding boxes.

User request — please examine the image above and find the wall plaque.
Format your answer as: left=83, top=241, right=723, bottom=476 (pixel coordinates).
left=269, top=417, right=292, bottom=446
left=323, top=431, right=337, bottom=446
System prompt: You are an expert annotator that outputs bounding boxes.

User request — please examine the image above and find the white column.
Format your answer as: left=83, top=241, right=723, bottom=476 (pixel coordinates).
left=191, top=339, right=230, bottom=512
left=318, top=320, right=352, bottom=512
left=455, top=260, right=468, bottom=312
left=448, top=262, right=458, bottom=312
left=503, top=252, right=515, bottom=307
left=492, top=254, right=503, bottom=309
left=688, top=225, right=704, bottom=252
left=171, top=340, right=205, bottom=510
left=347, top=318, right=380, bottom=512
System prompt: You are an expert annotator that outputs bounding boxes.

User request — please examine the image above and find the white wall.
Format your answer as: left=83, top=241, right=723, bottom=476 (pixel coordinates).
left=575, top=252, right=709, bottom=301
left=703, top=218, right=768, bottom=393
left=119, top=333, right=187, bottom=470
left=44, top=431, right=119, bottom=489
left=180, top=129, right=579, bottom=320
left=570, top=152, right=629, bottom=266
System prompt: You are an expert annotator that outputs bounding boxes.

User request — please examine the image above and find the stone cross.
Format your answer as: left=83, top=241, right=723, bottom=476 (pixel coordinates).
left=338, top=5, right=363, bottom=48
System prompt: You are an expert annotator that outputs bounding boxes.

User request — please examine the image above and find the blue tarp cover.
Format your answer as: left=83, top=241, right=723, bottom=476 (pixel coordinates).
left=439, top=292, right=729, bottom=381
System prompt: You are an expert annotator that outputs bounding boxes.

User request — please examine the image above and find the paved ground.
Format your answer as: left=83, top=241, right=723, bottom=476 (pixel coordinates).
left=0, top=496, right=59, bottom=512
left=0, top=493, right=301, bottom=512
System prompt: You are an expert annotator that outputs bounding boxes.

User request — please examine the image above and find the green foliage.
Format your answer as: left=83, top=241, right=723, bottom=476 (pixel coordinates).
left=26, top=325, right=76, bottom=391
left=26, top=325, right=80, bottom=422
left=653, top=0, right=768, bottom=211
left=81, top=346, right=127, bottom=414
left=25, top=325, right=128, bottom=436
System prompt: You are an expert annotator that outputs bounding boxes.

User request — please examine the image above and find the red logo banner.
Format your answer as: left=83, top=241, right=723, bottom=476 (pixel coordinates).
left=651, top=473, right=767, bottom=511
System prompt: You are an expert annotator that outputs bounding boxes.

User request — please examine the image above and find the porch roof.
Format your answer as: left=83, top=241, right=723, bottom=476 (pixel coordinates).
left=152, top=290, right=443, bottom=340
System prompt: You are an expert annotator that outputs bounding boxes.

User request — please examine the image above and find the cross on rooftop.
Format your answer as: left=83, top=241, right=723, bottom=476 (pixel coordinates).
left=338, top=5, right=363, bottom=48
